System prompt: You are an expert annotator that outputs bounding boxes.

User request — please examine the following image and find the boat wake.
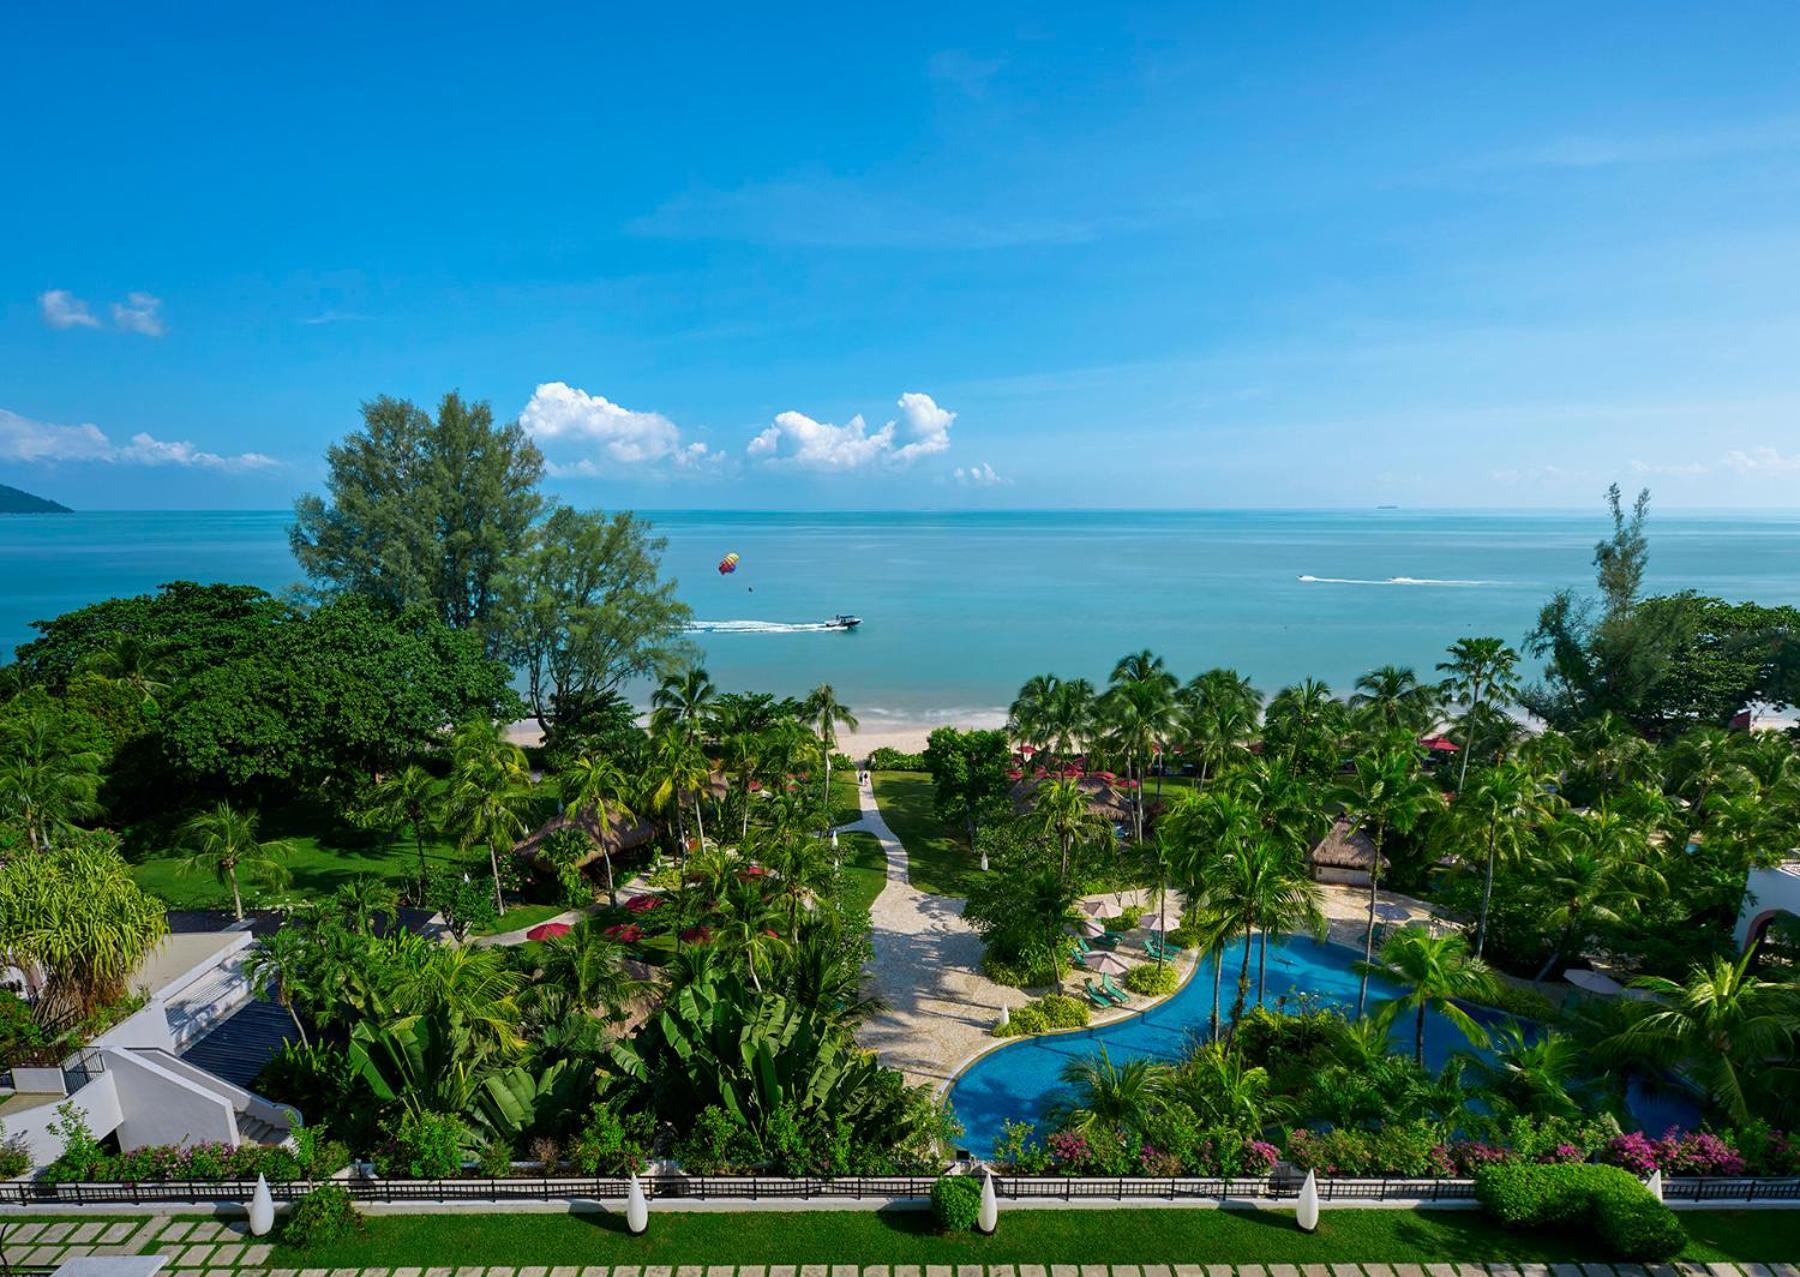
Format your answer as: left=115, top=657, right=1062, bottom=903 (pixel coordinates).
left=686, top=619, right=837, bottom=634
left=1298, top=574, right=1497, bottom=587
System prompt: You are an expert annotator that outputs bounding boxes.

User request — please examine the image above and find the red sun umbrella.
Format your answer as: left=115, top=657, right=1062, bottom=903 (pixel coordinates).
left=604, top=923, right=643, bottom=942
left=625, top=894, right=662, bottom=914
left=526, top=921, right=572, bottom=942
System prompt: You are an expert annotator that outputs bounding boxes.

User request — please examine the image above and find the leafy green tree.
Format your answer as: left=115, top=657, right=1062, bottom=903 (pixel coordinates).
left=244, top=926, right=318, bottom=1047
left=1454, top=760, right=1550, bottom=957
left=646, top=724, right=713, bottom=858
left=501, top=507, right=692, bottom=728
left=1050, top=1047, right=1168, bottom=1134
left=1333, top=745, right=1444, bottom=1017
left=1437, top=637, right=1521, bottom=787
left=1354, top=926, right=1497, bottom=1064
left=1168, top=1042, right=1290, bottom=1134
left=525, top=921, right=639, bottom=1023
left=77, top=632, right=175, bottom=709
left=0, top=832, right=167, bottom=1019
left=1532, top=808, right=1668, bottom=981
left=1261, top=679, right=1347, bottom=781
left=291, top=392, right=544, bottom=637
left=178, top=801, right=295, bottom=920
left=651, top=666, right=718, bottom=734
left=923, top=726, right=1013, bottom=855
left=562, top=752, right=637, bottom=905
left=1349, top=665, right=1440, bottom=738
left=1033, top=776, right=1102, bottom=881
left=160, top=596, right=518, bottom=792
left=802, top=683, right=858, bottom=821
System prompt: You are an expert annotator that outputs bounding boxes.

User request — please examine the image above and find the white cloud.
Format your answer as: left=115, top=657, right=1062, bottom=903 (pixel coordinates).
left=1721, top=446, right=1800, bottom=475
left=750, top=392, right=960, bottom=472
left=953, top=461, right=1008, bottom=486
left=1630, top=458, right=1710, bottom=477
left=520, top=381, right=714, bottom=475
left=39, top=289, right=101, bottom=330
left=111, top=292, right=166, bottom=337
left=0, top=408, right=277, bottom=471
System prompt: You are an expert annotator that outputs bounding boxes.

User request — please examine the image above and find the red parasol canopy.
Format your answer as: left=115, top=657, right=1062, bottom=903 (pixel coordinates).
left=526, top=921, right=571, bottom=942
left=625, top=894, right=662, bottom=914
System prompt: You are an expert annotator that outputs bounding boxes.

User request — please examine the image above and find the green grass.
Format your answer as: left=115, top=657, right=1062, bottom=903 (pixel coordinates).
left=831, top=768, right=864, bottom=827
left=127, top=830, right=465, bottom=911
left=262, top=1207, right=1798, bottom=1267
left=835, top=830, right=890, bottom=918
left=472, top=902, right=569, bottom=936
left=871, top=771, right=973, bottom=896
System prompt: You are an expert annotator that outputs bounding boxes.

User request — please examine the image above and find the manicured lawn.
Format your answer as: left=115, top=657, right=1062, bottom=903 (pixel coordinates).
left=265, top=1207, right=1798, bottom=1267
left=472, top=902, right=569, bottom=936
left=831, top=768, right=864, bottom=827
left=128, top=830, right=465, bottom=911
left=835, top=830, right=890, bottom=918
left=871, top=771, right=973, bottom=896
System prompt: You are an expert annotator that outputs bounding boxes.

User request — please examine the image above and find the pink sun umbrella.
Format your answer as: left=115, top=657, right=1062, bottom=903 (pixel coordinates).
left=526, top=921, right=572, bottom=942
left=1082, top=950, right=1131, bottom=976
left=1079, top=916, right=1107, bottom=938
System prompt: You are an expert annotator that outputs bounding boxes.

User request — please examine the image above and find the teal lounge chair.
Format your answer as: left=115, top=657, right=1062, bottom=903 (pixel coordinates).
left=1080, top=979, right=1111, bottom=1009
left=1090, top=931, right=1120, bottom=951
left=1069, top=936, right=1092, bottom=958
left=1100, top=972, right=1132, bottom=1005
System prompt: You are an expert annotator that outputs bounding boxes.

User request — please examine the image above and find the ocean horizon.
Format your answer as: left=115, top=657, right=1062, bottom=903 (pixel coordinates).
left=6, top=506, right=1800, bottom=724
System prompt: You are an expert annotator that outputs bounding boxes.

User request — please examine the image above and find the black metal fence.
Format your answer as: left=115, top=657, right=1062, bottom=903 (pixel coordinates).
left=3, top=1173, right=1795, bottom=1209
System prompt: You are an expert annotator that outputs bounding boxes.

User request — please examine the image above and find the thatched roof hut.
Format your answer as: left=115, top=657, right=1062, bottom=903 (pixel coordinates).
left=513, top=809, right=655, bottom=870
left=1310, top=817, right=1382, bottom=884
left=1009, top=775, right=1135, bottom=825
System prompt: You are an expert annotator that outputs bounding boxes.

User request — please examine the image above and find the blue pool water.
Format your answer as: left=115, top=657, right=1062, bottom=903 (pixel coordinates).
left=945, top=935, right=1695, bottom=1156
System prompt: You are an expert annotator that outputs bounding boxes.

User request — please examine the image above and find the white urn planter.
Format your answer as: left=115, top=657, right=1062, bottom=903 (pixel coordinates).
left=247, top=1173, right=275, bottom=1237
left=977, top=1168, right=998, bottom=1234
left=625, top=1173, right=649, bottom=1234
left=1296, top=1168, right=1320, bottom=1233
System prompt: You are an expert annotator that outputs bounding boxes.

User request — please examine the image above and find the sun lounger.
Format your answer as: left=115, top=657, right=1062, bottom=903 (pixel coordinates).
left=1081, top=979, right=1112, bottom=1009
left=1099, top=973, right=1131, bottom=1005
left=1090, top=931, right=1119, bottom=951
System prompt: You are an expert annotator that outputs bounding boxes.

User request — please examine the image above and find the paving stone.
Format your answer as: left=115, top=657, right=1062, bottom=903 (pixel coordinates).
left=1706, top=1268, right=1740, bottom=1277
left=1334, top=1267, right=1364, bottom=1277
left=887, top=1269, right=914, bottom=1277
left=1082, top=1267, right=1109, bottom=1277
left=299, top=1267, right=330, bottom=1277
left=1763, top=1268, right=1800, bottom=1277
left=579, top=1269, right=608, bottom=1277
left=840, top=1267, right=864, bottom=1277
left=393, top=1269, right=423, bottom=1277
left=1365, top=1268, right=1395, bottom=1277
left=46, top=1225, right=79, bottom=1243
left=26, top=1247, right=64, bottom=1266
left=956, top=1268, right=980, bottom=1277
left=612, top=1268, right=640, bottom=1277
left=201, top=1223, right=236, bottom=1242
left=103, top=1224, right=140, bottom=1244
left=1459, top=1268, right=1488, bottom=1277
left=1053, top=1267, right=1080, bottom=1277
left=241, top=1271, right=269, bottom=1277
left=70, top=1223, right=105, bottom=1243
left=1738, top=1269, right=1772, bottom=1277
left=1582, top=1267, right=1616, bottom=1277
left=1019, top=1268, right=1047, bottom=1277
left=1115, top=1267, right=1141, bottom=1277
left=454, top=1268, right=485, bottom=1277
left=1552, top=1267, right=1584, bottom=1277
left=1210, top=1267, right=1236, bottom=1277
left=1426, top=1268, right=1455, bottom=1277
left=206, top=1267, right=236, bottom=1277
left=180, top=1245, right=219, bottom=1267
left=209, top=1244, right=243, bottom=1266
left=520, top=1269, right=549, bottom=1277
left=987, top=1268, right=1012, bottom=1277
left=1270, top=1267, right=1301, bottom=1277
left=1518, top=1269, right=1550, bottom=1277
left=1141, top=1268, right=1169, bottom=1277
left=268, top=1270, right=299, bottom=1277
left=488, top=1269, right=515, bottom=1277
left=8, top=1224, right=45, bottom=1242
left=644, top=1268, right=671, bottom=1277
left=926, top=1267, right=950, bottom=1277
left=677, top=1266, right=702, bottom=1277
left=770, top=1269, right=798, bottom=1277
left=1242, top=1268, right=1268, bottom=1277
left=862, top=1268, right=887, bottom=1277
left=63, top=1248, right=95, bottom=1260
left=1614, top=1268, right=1647, bottom=1277
left=547, top=1269, right=578, bottom=1277
left=1490, top=1267, right=1522, bottom=1277
left=1306, top=1267, right=1332, bottom=1277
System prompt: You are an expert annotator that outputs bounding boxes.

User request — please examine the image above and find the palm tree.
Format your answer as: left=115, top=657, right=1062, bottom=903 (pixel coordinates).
left=1354, top=926, right=1497, bottom=1064
left=1204, top=834, right=1326, bottom=1029
left=1334, top=746, right=1444, bottom=1017
left=530, top=922, right=640, bottom=1022
left=78, top=632, right=175, bottom=708
left=764, top=834, right=834, bottom=936
left=1436, top=637, right=1520, bottom=791
left=647, top=725, right=713, bottom=860
left=1454, top=759, right=1548, bottom=957
left=243, top=927, right=315, bottom=1047
left=1531, top=808, right=1667, bottom=982
left=780, top=913, right=887, bottom=1027
left=563, top=752, right=636, bottom=905
left=366, top=763, right=438, bottom=894
left=1613, top=951, right=1800, bottom=1124
left=1169, top=1042, right=1289, bottom=1134
left=1472, top=1024, right=1598, bottom=1119
left=802, top=683, right=858, bottom=828
left=445, top=719, right=533, bottom=917
left=712, top=877, right=789, bottom=992
left=1008, top=673, right=1060, bottom=761
left=1109, top=651, right=1178, bottom=822
left=1350, top=665, right=1439, bottom=738
left=1050, top=1047, right=1169, bottom=1134
left=1183, top=694, right=1257, bottom=791
left=390, top=943, right=526, bottom=1061
left=1262, top=678, right=1345, bottom=779
left=333, top=877, right=398, bottom=931
left=178, top=801, right=294, bottom=920
left=1033, top=777, right=1100, bottom=881
left=1138, top=830, right=1178, bottom=966
left=1020, top=864, right=1080, bottom=993
left=0, top=704, right=102, bottom=852
left=650, top=666, right=717, bottom=735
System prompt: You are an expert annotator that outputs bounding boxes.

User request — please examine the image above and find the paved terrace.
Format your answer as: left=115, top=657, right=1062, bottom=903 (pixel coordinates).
left=0, top=1219, right=1792, bottom=1277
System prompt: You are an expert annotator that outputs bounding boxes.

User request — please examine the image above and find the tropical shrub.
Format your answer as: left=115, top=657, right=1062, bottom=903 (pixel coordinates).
left=1733, top=1122, right=1800, bottom=1177
left=991, top=994, right=1087, bottom=1037
left=929, top=1173, right=982, bottom=1231
left=1105, top=905, right=1147, bottom=931
left=568, top=1102, right=653, bottom=1176
left=475, top=1140, right=514, bottom=1177
left=868, top=748, right=926, bottom=771
left=281, top=1182, right=363, bottom=1249
left=673, top=1104, right=760, bottom=1174
left=373, top=1110, right=467, bottom=1179
left=0, top=1128, right=31, bottom=1178
left=1475, top=1163, right=1684, bottom=1262
left=1123, top=963, right=1178, bottom=996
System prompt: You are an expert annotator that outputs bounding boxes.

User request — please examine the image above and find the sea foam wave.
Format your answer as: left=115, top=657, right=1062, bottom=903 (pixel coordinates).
left=686, top=619, right=838, bottom=634
left=1298, top=574, right=1497, bottom=587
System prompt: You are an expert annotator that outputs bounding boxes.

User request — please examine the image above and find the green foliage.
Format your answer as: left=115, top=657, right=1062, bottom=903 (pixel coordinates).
left=423, top=860, right=502, bottom=940
left=869, top=747, right=927, bottom=770
left=471, top=1060, right=585, bottom=1146
left=930, top=1174, right=983, bottom=1232
left=0, top=1129, right=30, bottom=1178
left=568, top=1102, right=652, bottom=1176
left=1475, top=1163, right=1685, bottom=1262
left=674, top=1104, right=763, bottom=1174
left=923, top=727, right=1014, bottom=846
left=498, top=506, right=693, bottom=725
left=1105, top=904, right=1147, bottom=931
left=540, top=825, right=595, bottom=908
left=375, top=1108, right=468, bottom=1179
left=281, top=1182, right=365, bottom=1249
left=991, top=993, right=1090, bottom=1038
left=291, top=392, right=543, bottom=635
left=1123, top=962, right=1178, bottom=996
left=160, top=595, right=519, bottom=792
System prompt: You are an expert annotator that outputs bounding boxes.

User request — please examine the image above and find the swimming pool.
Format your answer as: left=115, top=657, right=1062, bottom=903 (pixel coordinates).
left=945, top=934, right=1693, bottom=1156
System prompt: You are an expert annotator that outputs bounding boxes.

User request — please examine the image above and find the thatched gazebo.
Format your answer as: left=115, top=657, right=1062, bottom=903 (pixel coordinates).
left=1310, top=816, right=1383, bottom=886
left=1009, top=774, right=1135, bottom=825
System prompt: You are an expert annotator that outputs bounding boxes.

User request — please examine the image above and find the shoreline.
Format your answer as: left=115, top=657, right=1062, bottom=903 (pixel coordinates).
left=503, top=713, right=1007, bottom=757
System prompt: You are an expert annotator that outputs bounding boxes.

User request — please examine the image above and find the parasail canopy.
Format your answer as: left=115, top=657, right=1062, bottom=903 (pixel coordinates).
left=718, top=551, right=740, bottom=575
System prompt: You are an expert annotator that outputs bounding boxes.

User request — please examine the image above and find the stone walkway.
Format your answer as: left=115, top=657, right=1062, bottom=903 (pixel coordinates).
left=0, top=1217, right=1790, bottom=1277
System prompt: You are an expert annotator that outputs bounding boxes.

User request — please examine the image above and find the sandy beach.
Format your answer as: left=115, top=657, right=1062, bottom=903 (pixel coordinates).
left=504, top=713, right=1005, bottom=757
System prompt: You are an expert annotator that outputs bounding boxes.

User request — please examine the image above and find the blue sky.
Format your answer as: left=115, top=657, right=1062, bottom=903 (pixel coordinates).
left=4, top=2, right=1800, bottom=510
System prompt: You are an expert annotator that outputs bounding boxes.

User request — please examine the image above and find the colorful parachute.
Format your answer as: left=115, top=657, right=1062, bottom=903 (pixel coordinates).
left=717, top=552, right=740, bottom=575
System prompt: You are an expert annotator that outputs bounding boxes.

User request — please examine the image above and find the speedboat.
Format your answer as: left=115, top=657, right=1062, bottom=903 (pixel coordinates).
left=824, top=614, right=861, bottom=629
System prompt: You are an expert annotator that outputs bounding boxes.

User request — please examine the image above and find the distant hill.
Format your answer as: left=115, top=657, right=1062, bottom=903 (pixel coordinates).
left=0, top=483, right=72, bottom=514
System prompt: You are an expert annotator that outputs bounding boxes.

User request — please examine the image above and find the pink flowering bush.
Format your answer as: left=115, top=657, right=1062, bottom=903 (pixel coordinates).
left=1601, top=1131, right=1659, bottom=1175
left=1242, top=1140, right=1280, bottom=1174
left=1047, top=1130, right=1090, bottom=1169
left=1655, top=1129, right=1746, bottom=1177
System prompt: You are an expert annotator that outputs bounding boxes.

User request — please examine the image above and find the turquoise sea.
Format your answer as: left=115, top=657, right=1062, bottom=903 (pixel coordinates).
left=4, top=509, right=1799, bottom=724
